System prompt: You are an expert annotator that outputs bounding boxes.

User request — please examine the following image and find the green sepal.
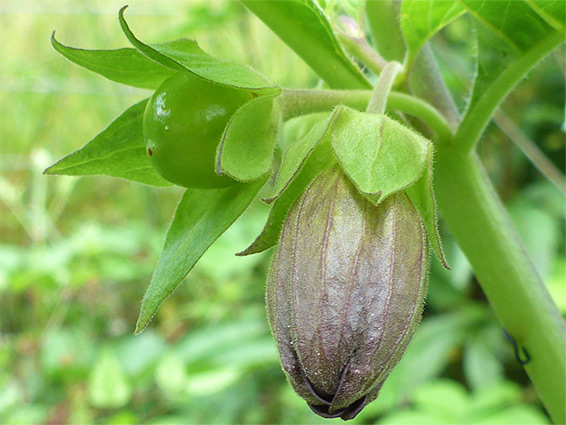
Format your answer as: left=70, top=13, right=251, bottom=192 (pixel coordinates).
left=265, top=109, right=339, bottom=203
left=135, top=177, right=267, bottom=334
left=119, top=6, right=278, bottom=93
left=405, top=149, right=449, bottom=269
left=216, top=94, right=281, bottom=182
left=50, top=32, right=175, bottom=89
left=237, top=142, right=335, bottom=256
left=331, top=107, right=429, bottom=204
left=43, top=100, right=171, bottom=187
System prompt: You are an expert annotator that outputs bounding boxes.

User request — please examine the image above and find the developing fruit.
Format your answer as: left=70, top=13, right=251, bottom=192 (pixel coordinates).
left=143, top=72, right=251, bottom=188
left=267, top=167, right=428, bottom=420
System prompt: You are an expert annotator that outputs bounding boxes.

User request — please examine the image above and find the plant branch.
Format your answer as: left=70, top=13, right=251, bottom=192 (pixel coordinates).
left=336, top=31, right=387, bottom=76
left=366, top=61, right=402, bottom=114
left=409, top=37, right=566, bottom=422
left=434, top=149, right=566, bottom=424
left=279, top=88, right=453, bottom=143
left=408, top=45, right=461, bottom=128
left=455, top=31, right=566, bottom=153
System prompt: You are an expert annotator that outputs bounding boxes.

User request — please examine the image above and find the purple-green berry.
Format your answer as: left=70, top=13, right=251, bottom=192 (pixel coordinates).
left=267, top=167, right=429, bottom=420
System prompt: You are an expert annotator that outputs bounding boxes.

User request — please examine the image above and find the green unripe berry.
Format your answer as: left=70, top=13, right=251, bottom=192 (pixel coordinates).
left=144, top=72, right=252, bottom=188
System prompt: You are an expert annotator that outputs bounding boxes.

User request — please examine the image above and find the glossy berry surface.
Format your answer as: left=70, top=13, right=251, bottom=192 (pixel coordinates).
left=144, top=72, right=251, bottom=188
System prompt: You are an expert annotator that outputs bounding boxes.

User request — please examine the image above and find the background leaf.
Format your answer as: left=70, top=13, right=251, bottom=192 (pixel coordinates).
left=217, top=95, right=280, bottom=182
left=455, top=0, right=565, bottom=151
left=136, top=178, right=266, bottom=333
left=524, top=0, right=566, bottom=30
left=240, top=0, right=370, bottom=89
left=463, top=335, right=504, bottom=391
left=463, top=0, right=563, bottom=110
left=43, top=100, right=171, bottom=187
left=51, top=33, right=175, bottom=89
left=401, top=0, right=466, bottom=72
left=88, top=348, right=132, bottom=409
left=119, top=6, right=275, bottom=92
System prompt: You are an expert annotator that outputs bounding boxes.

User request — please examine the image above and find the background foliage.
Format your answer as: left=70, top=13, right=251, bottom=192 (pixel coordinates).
left=0, top=1, right=564, bottom=424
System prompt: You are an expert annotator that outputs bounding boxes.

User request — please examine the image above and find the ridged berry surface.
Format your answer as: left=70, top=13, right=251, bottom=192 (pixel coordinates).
left=267, top=167, right=428, bottom=420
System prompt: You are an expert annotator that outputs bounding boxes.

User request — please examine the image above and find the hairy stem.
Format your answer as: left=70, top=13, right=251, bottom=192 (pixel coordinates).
left=336, top=31, right=387, bottom=75
left=279, top=88, right=452, bottom=143
left=409, top=38, right=566, bottom=423
left=408, top=45, right=460, bottom=128
left=366, top=61, right=403, bottom=114
left=434, top=149, right=566, bottom=424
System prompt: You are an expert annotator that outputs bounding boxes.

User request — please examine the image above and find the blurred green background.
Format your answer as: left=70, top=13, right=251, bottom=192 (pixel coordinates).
left=0, top=1, right=564, bottom=424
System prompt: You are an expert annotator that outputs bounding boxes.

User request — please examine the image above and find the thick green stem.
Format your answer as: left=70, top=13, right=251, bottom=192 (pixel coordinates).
left=434, top=148, right=566, bottom=424
left=405, top=36, right=566, bottom=423
left=456, top=32, right=566, bottom=153
left=279, top=88, right=452, bottom=143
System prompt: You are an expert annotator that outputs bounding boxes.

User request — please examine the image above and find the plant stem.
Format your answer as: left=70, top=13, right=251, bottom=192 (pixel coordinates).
left=409, top=37, right=566, bottom=423
left=455, top=31, right=566, bottom=153
left=279, top=88, right=452, bottom=143
left=434, top=148, right=566, bottom=424
left=366, top=61, right=403, bottom=114
left=364, top=0, right=405, bottom=63
left=336, top=31, right=387, bottom=75
left=408, top=45, right=461, bottom=128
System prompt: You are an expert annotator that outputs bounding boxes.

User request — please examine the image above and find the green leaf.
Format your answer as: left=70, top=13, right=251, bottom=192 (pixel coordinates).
left=463, top=336, right=504, bottom=391
left=216, top=94, right=281, bottom=182
left=376, top=410, right=446, bottom=425
left=470, top=381, right=522, bottom=413
left=43, top=100, right=171, bottom=187
left=456, top=0, right=565, bottom=151
left=266, top=109, right=338, bottom=202
left=331, top=107, right=429, bottom=203
left=525, top=0, right=565, bottom=30
left=413, top=380, right=470, bottom=420
left=51, top=32, right=175, bottom=89
left=462, top=0, right=560, bottom=51
left=88, top=348, right=132, bottom=409
left=135, top=178, right=266, bottom=333
left=237, top=142, right=335, bottom=256
left=405, top=152, right=449, bottom=268
left=401, top=0, right=466, bottom=71
left=369, top=306, right=488, bottom=417
left=463, top=0, right=561, bottom=109
left=240, top=0, right=370, bottom=89
left=119, top=6, right=276, bottom=92
left=475, top=406, right=551, bottom=425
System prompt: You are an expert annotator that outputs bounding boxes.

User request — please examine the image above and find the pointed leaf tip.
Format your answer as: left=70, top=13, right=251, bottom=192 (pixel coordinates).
left=135, top=179, right=266, bottom=332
